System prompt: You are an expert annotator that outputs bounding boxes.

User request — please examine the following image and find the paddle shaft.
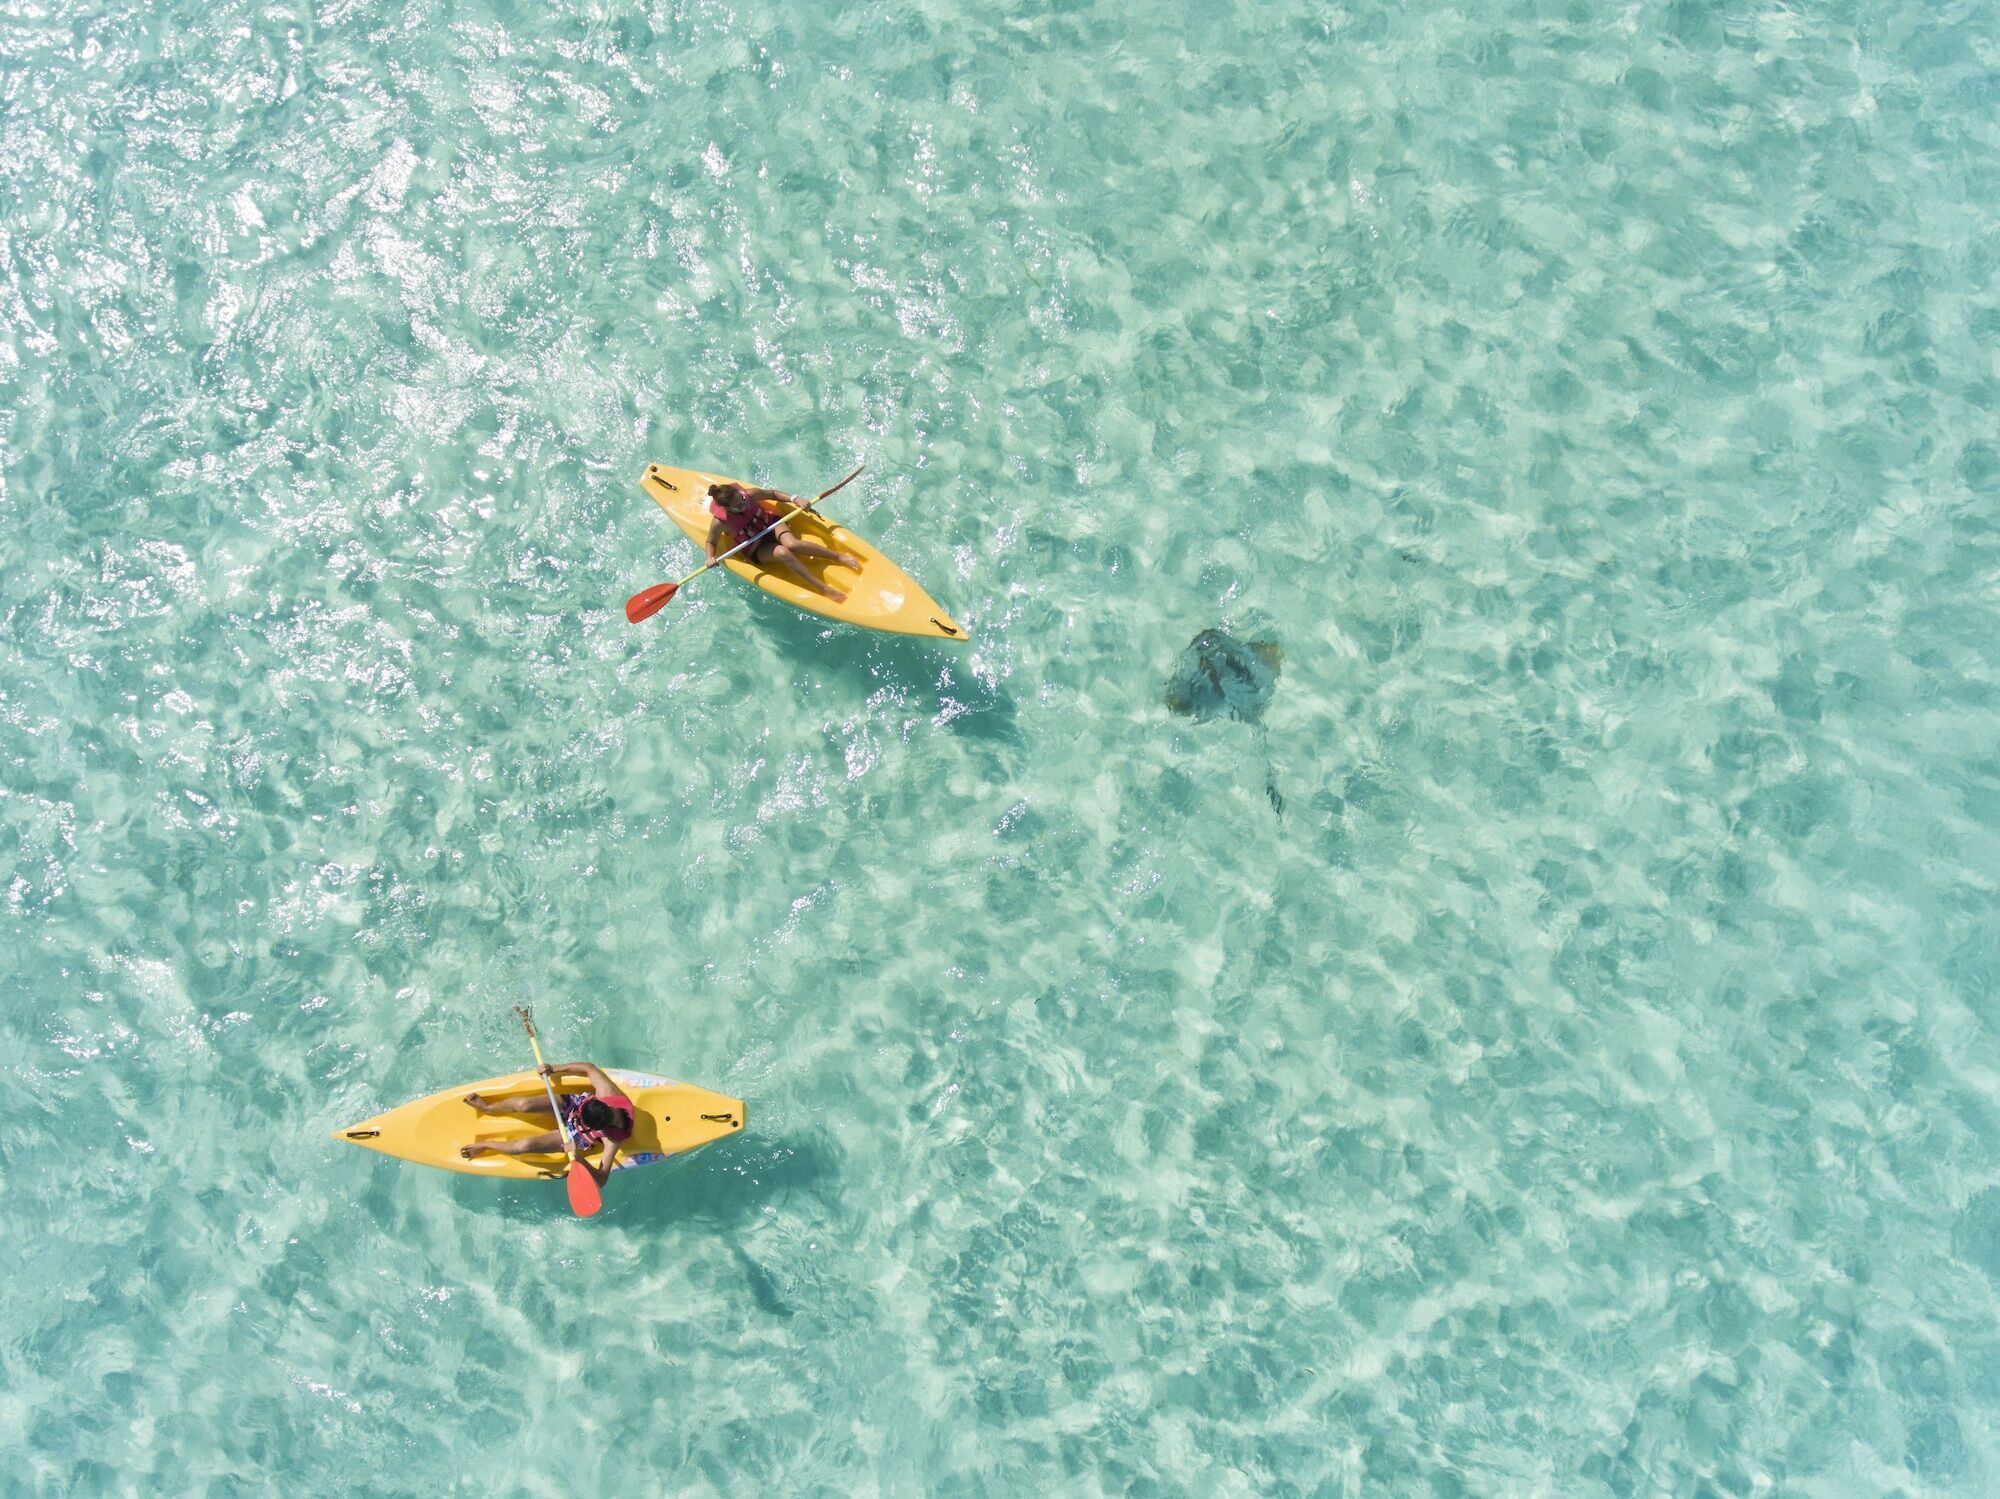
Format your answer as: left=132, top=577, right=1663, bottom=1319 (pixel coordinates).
left=623, top=463, right=865, bottom=624
left=687, top=462, right=866, bottom=583
left=521, top=1020, right=579, bottom=1160
left=511, top=1006, right=603, bottom=1216
left=693, top=499, right=816, bottom=580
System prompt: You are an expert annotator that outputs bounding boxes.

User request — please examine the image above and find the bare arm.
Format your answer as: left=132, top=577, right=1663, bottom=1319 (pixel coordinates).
left=746, top=488, right=812, bottom=527
left=705, top=517, right=725, bottom=562
left=587, top=1136, right=622, bottom=1185
left=544, top=1062, right=620, bottom=1097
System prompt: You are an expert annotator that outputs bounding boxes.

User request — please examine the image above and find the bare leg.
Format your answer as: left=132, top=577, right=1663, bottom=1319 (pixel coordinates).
left=461, top=1128, right=566, bottom=1160
left=463, top=1091, right=555, bottom=1118
left=769, top=525, right=862, bottom=573
left=757, top=540, right=848, bottom=603
left=784, top=540, right=864, bottom=571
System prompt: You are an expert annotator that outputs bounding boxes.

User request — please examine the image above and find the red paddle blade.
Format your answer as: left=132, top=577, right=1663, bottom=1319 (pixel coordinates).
left=815, top=462, right=864, bottom=502
left=566, top=1161, right=603, bottom=1217
left=624, top=582, right=678, bottom=623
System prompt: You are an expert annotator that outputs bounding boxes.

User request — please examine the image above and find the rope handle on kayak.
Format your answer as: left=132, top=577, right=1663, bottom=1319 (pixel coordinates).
left=345, top=1129, right=380, bottom=1140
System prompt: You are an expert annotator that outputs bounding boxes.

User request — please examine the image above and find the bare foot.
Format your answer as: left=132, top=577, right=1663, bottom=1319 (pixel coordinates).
left=463, top=1093, right=492, bottom=1112
left=459, top=1143, right=491, bottom=1160
left=819, top=585, right=848, bottom=603
left=837, top=553, right=862, bottom=571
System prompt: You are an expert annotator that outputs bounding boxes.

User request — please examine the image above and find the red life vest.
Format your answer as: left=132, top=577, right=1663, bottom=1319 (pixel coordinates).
left=559, top=1092, right=636, bottom=1147
left=709, top=494, right=774, bottom=546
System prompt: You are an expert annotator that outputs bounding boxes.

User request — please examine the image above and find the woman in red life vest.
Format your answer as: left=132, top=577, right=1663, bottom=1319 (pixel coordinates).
left=458, top=1061, right=637, bottom=1183
left=705, top=480, right=862, bottom=603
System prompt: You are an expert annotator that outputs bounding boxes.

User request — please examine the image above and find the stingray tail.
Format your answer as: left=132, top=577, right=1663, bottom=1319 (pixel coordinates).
left=1259, top=724, right=1284, bottom=819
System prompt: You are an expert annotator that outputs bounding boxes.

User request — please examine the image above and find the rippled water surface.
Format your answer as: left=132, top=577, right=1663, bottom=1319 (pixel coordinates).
left=5, top=0, right=2000, bottom=1491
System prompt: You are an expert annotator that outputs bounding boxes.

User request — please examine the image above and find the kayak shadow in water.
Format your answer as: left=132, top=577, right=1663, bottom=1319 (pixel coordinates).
left=623, top=1128, right=838, bottom=1228
left=1164, top=627, right=1284, bottom=816
left=763, top=608, right=1022, bottom=750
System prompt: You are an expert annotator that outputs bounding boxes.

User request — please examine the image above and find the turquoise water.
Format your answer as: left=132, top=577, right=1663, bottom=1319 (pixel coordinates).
left=4, top=0, right=1999, bottom=1489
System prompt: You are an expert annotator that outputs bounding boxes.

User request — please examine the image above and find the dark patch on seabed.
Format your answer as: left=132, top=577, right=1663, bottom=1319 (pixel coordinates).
left=1164, top=627, right=1285, bottom=816
left=731, top=1243, right=794, bottom=1319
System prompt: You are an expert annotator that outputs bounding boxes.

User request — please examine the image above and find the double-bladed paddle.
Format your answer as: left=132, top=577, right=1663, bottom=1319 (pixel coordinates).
left=514, top=1005, right=601, bottom=1218
left=624, top=463, right=864, bottom=624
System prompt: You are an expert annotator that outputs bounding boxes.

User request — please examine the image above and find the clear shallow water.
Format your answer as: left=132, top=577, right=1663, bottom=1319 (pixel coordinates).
left=3, top=0, right=1999, bottom=1490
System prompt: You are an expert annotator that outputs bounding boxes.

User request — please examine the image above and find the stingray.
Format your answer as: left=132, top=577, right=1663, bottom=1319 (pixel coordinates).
left=1165, top=628, right=1285, bottom=815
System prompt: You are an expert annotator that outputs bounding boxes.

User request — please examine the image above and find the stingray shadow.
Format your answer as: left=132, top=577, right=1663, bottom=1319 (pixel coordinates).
left=1164, top=626, right=1286, bottom=816
left=1164, top=627, right=1281, bottom=724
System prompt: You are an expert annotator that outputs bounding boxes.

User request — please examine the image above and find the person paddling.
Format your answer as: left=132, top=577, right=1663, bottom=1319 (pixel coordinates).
left=705, top=480, right=862, bottom=603
left=458, top=1061, right=636, bottom=1183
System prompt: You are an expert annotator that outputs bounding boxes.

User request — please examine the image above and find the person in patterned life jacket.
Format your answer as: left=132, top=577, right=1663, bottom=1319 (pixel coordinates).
left=704, top=480, right=862, bottom=603
left=459, top=1061, right=638, bottom=1183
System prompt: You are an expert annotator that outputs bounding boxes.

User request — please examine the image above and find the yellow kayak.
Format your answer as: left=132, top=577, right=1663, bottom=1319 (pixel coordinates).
left=640, top=462, right=967, bottom=640
left=332, top=1068, right=744, bottom=1180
